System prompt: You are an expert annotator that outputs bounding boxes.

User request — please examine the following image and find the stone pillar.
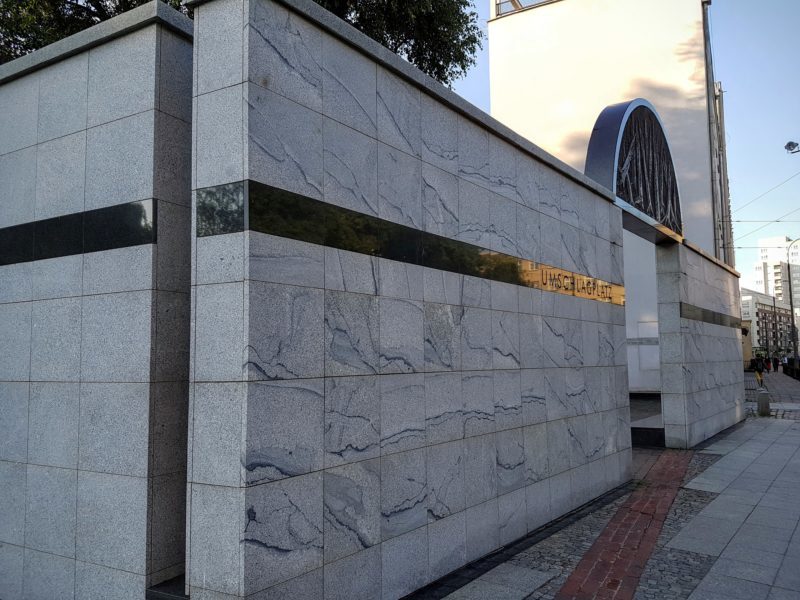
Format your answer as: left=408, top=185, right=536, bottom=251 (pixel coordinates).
left=0, top=3, right=193, bottom=597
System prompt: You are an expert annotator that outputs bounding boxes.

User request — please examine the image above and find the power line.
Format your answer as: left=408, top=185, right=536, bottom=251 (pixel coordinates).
left=731, top=169, right=800, bottom=214
left=734, top=205, right=800, bottom=242
left=725, top=220, right=800, bottom=223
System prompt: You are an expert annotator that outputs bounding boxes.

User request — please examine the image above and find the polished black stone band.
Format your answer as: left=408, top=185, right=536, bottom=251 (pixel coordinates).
left=196, top=180, right=625, bottom=304
left=680, top=302, right=741, bottom=329
left=0, top=199, right=156, bottom=266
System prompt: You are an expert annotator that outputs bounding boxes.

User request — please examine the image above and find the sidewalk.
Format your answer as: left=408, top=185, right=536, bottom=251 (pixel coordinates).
left=746, top=372, right=800, bottom=420
left=410, top=383, right=800, bottom=600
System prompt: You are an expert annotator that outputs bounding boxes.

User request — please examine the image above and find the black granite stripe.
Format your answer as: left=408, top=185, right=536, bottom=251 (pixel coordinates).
left=680, top=302, right=741, bottom=329
left=196, top=180, right=625, bottom=305
left=0, top=199, right=156, bottom=266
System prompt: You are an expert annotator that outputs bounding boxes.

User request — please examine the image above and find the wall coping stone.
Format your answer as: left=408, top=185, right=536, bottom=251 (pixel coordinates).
left=185, top=0, right=617, bottom=205
left=0, top=0, right=192, bottom=86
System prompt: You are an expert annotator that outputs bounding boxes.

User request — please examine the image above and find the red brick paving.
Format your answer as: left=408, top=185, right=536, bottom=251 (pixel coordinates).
left=555, top=450, right=692, bottom=600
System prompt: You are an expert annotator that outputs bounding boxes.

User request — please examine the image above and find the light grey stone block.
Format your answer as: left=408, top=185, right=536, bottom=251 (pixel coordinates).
left=462, top=275, right=491, bottom=308
left=428, top=512, right=466, bottom=581
left=323, top=117, right=378, bottom=216
left=37, top=53, right=87, bottom=142
left=191, top=383, right=243, bottom=485
left=23, top=549, right=74, bottom=600
left=0, top=302, right=31, bottom=381
left=197, top=232, right=244, bottom=284
left=34, top=130, right=85, bottom=220
left=87, top=25, right=157, bottom=126
left=324, top=375, right=380, bottom=467
left=324, top=546, right=380, bottom=600
left=458, top=117, right=489, bottom=187
left=189, top=483, right=243, bottom=595
left=31, top=255, right=82, bottom=300
left=251, top=568, right=322, bottom=600
left=377, top=258, right=422, bottom=300
left=379, top=298, right=423, bottom=374
left=381, top=448, right=427, bottom=540
left=75, top=561, right=146, bottom=600
left=516, top=205, right=540, bottom=262
left=491, top=281, right=518, bottom=313
left=29, top=297, right=81, bottom=382
left=322, top=35, right=376, bottom=136
left=243, top=472, right=323, bottom=594
left=547, top=419, right=571, bottom=475
left=153, top=291, right=190, bottom=382
left=519, top=314, right=543, bottom=369
left=196, top=0, right=244, bottom=95
left=466, top=498, right=499, bottom=562
left=85, top=111, right=155, bottom=209
left=324, top=290, right=379, bottom=376
left=566, top=415, right=589, bottom=469
left=380, top=373, right=425, bottom=455
left=490, top=195, right=519, bottom=255
left=427, top=440, right=465, bottom=521
left=249, top=232, right=324, bottom=288
left=0, top=146, right=36, bottom=228
left=0, top=542, right=23, bottom=600
left=194, top=282, right=245, bottom=382
left=494, top=369, right=521, bottom=431
left=0, top=75, right=38, bottom=155
left=381, top=526, right=428, bottom=600
left=28, top=383, right=78, bottom=469
left=461, top=307, right=493, bottom=371
left=464, top=433, right=497, bottom=507
left=424, top=302, right=462, bottom=372
left=420, top=92, right=458, bottom=173
left=76, top=470, right=147, bottom=573
left=0, top=461, right=26, bottom=545
left=521, top=369, right=546, bottom=426
left=24, top=464, right=76, bottom=557
left=498, top=487, right=527, bottom=545
left=0, top=383, right=28, bottom=462
left=421, top=163, right=459, bottom=238
left=377, top=67, right=420, bottom=156
left=377, top=143, right=422, bottom=228
left=249, top=0, right=323, bottom=111
left=458, top=179, right=492, bottom=248
left=83, top=245, right=154, bottom=295
left=493, top=311, right=520, bottom=369
left=81, top=291, right=152, bottom=382
left=488, top=137, right=518, bottom=201
left=324, top=248, right=379, bottom=294
left=564, top=367, right=587, bottom=416
left=245, top=379, right=324, bottom=483
left=544, top=368, right=571, bottom=421
left=0, top=263, right=31, bottom=304
left=79, top=383, right=149, bottom=477
left=422, top=267, right=462, bottom=305
left=323, top=459, right=381, bottom=563
left=425, top=372, right=464, bottom=445
left=526, top=478, right=552, bottom=531
left=523, top=423, right=549, bottom=483
left=248, top=281, right=323, bottom=380
left=248, top=84, right=324, bottom=199
left=196, top=84, right=245, bottom=189
left=539, top=214, right=561, bottom=267
left=463, top=371, right=495, bottom=437
left=496, top=428, right=525, bottom=494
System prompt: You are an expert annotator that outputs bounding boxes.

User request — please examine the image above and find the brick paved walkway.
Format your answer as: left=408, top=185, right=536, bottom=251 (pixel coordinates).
left=554, top=451, right=692, bottom=600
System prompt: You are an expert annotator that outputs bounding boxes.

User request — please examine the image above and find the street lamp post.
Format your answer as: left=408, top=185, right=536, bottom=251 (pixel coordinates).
left=787, top=239, right=800, bottom=375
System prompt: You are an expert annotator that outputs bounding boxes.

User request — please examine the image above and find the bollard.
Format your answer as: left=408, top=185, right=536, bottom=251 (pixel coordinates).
left=757, top=390, right=771, bottom=417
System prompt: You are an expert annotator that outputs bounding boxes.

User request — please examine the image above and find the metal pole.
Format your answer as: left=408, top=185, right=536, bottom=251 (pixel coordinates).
left=788, top=240, right=799, bottom=374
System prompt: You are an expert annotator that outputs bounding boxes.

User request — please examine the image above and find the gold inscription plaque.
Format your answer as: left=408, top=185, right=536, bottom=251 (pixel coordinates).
left=519, top=260, right=625, bottom=305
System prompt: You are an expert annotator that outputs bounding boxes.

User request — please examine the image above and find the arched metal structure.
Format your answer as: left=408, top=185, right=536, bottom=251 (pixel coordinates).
left=585, top=99, right=683, bottom=238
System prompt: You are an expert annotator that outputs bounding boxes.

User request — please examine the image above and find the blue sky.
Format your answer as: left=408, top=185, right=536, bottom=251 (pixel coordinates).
left=451, top=0, right=800, bottom=280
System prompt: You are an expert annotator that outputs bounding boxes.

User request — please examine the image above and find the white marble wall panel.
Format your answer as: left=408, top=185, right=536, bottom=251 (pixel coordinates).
left=187, top=0, right=632, bottom=597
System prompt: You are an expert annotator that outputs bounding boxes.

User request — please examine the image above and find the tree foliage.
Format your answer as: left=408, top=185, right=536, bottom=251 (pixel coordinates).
left=314, top=0, right=482, bottom=86
left=1, top=0, right=483, bottom=88
left=0, top=0, right=185, bottom=64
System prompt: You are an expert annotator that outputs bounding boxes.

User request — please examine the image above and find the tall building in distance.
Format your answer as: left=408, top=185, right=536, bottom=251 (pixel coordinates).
left=752, top=236, right=800, bottom=315
left=741, top=288, right=793, bottom=355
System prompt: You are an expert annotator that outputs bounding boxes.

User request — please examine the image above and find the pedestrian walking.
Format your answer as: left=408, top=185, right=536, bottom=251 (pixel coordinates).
left=773, top=356, right=779, bottom=372
left=765, top=357, right=772, bottom=374
left=755, top=355, right=765, bottom=387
